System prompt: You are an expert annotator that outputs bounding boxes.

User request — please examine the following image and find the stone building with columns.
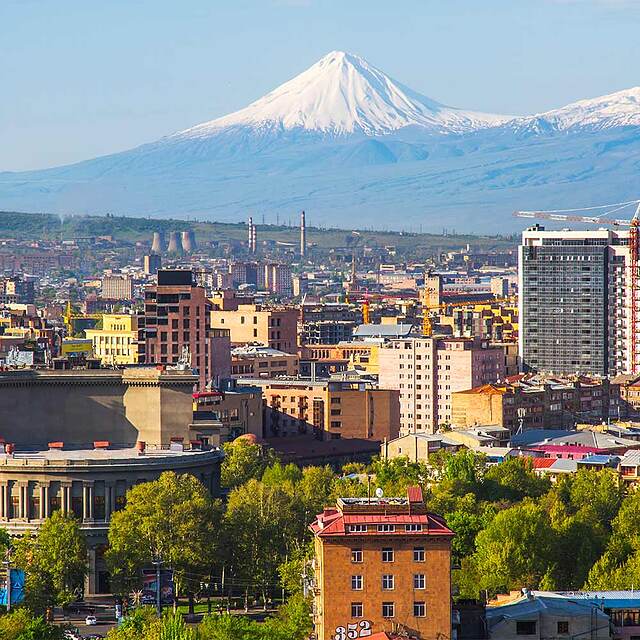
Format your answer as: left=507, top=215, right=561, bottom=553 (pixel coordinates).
left=0, top=443, right=223, bottom=594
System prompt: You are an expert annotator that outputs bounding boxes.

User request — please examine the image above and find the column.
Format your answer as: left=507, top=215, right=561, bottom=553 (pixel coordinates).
left=88, top=484, right=94, bottom=520
left=82, top=485, right=88, bottom=521
left=18, top=484, right=25, bottom=520
left=0, top=483, right=6, bottom=519
left=4, top=483, right=10, bottom=521
left=40, top=484, right=49, bottom=520
left=105, top=482, right=114, bottom=521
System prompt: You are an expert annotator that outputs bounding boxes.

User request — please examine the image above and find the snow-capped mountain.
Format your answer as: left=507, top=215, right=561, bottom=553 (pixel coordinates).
left=172, top=51, right=510, bottom=139
left=510, top=86, right=640, bottom=134
left=1, top=51, right=640, bottom=231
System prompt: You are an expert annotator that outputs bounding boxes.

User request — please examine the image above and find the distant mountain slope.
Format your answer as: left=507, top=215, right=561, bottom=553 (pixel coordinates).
left=1, top=51, right=639, bottom=231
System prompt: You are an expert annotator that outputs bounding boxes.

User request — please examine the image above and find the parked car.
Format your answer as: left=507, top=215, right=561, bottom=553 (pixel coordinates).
left=84, top=615, right=97, bottom=626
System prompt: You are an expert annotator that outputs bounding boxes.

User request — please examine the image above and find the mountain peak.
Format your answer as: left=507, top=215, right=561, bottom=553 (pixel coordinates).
left=174, top=51, right=510, bottom=139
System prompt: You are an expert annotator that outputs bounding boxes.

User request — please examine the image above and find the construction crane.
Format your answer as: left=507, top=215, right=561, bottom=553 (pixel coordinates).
left=514, top=199, right=640, bottom=373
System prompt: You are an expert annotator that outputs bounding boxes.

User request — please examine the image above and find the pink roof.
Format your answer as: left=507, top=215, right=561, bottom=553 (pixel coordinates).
left=534, top=444, right=606, bottom=454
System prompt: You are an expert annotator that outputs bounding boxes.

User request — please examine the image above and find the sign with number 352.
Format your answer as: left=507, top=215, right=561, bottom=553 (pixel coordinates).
left=334, top=620, right=372, bottom=639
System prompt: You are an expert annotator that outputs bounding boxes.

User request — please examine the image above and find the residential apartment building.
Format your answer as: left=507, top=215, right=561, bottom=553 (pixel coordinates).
left=310, top=486, right=454, bottom=640
left=210, top=302, right=297, bottom=353
left=100, top=275, right=133, bottom=301
left=230, top=345, right=299, bottom=378
left=519, top=225, right=632, bottom=376
left=261, top=262, right=292, bottom=296
left=378, top=337, right=505, bottom=434
left=451, top=376, right=615, bottom=433
left=243, top=378, right=399, bottom=442
left=144, top=269, right=231, bottom=389
left=300, top=303, right=362, bottom=345
left=85, top=314, right=144, bottom=365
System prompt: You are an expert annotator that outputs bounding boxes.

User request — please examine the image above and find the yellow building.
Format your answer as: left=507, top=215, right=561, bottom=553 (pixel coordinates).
left=85, top=314, right=143, bottom=365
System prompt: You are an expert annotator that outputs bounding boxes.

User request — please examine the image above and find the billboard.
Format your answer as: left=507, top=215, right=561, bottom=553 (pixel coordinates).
left=141, top=568, right=174, bottom=605
left=0, top=569, right=25, bottom=606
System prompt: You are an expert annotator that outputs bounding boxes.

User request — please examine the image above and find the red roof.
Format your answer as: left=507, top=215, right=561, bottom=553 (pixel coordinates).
left=532, top=458, right=556, bottom=469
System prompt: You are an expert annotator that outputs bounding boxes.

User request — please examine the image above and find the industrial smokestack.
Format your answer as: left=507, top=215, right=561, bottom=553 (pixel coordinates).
left=300, top=210, right=306, bottom=257
left=248, top=216, right=257, bottom=254
left=151, top=231, right=164, bottom=254
left=167, top=231, right=182, bottom=254
left=181, top=230, right=196, bottom=253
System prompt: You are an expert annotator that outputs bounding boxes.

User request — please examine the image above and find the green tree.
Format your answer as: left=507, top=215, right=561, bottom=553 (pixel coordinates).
left=482, top=457, right=550, bottom=502
left=261, top=594, right=313, bottom=640
left=0, top=609, right=64, bottom=640
left=14, top=511, right=86, bottom=611
left=198, top=613, right=261, bottom=640
left=221, top=439, right=277, bottom=490
left=106, top=472, right=221, bottom=604
left=473, top=500, right=556, bottom=596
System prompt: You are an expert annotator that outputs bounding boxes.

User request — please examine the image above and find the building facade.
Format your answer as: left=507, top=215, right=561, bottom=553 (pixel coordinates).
left=85, top=314, right=144, bottom=365
left=310, top=487, right=454, bottom=640
left=100, top=275, right=134, bottom=301
left=378, top=337, right=505, bottom=434
left=519, top=226, right=631, bottom=376
left=230, top=345, right=299, bottom=378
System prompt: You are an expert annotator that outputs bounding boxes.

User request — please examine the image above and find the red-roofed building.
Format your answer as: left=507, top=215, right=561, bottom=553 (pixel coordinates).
left=310, top=486, right=454, bottom=640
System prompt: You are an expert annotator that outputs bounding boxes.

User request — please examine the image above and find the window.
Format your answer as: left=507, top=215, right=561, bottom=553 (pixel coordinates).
left=413, top=602, right=426, bottom=618
left=413, top=547, right=425, bottom=562
left=382, top=602, right=395, bottom=618
left=516, top=621, right=537, bottom=636
left=348, top=524, right=367, bottom=533
left=414, top=574, right=425, bottom=589
left=351, top=603, right=363, bottom=618
left=351, top=575, right=363, bottom=590
left=351, top=549, right=363, bottom=563
left=378, top=524, right=395, bottom=533
left=406, top=524, right=423, bottom=532
left=557, top=622, right=569, bottom=635
left=382, top=548, right=394, bottom=562
left=382, top=574, right=394, bottom=590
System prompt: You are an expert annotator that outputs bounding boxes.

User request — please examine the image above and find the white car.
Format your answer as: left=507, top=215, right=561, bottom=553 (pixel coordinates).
left=85, top=615, right=97, bottom=626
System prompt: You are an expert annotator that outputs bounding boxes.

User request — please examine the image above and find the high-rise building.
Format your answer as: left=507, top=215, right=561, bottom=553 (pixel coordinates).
left=378, top=337, right=505, bottom=434
left=85, top=314, right=144, bottom=365
left=310, top=486, right=453, bottom=640
left=143, top=254, right=162, bottom=275
left=100, top=275, right=133, bottom=301
left=519, top=225, right=631, bottom=376
left=143, top=269, right=230, bottom=389
left=261, top=263, right=292, bottom=296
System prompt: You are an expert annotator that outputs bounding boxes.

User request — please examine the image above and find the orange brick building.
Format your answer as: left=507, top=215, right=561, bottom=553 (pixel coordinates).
left=310, top=487, right=454, bottom=640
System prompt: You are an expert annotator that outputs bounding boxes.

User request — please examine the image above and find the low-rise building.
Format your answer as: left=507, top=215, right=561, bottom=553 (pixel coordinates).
left=310, top=486, right=454, bottom=640
left=242, top=378, right=399, bottom=442
left=230, top=344, right=299, bottom=378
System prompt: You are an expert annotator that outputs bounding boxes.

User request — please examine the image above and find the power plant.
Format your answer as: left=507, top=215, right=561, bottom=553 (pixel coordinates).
left=167, top=231, right=182, bottom=254
left=181, top=230, right=196, bottom=253
left=151, top=231, right=164, bottom=254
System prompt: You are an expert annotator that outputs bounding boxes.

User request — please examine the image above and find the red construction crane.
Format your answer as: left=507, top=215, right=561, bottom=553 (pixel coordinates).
left=514, top=200, right=640, bottom=373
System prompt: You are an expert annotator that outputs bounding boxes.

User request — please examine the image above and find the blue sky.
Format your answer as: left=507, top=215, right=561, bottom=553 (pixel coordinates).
left=2, top=0, right=640, bottom=170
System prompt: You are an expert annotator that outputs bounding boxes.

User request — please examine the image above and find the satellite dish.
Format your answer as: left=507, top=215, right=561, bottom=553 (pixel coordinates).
left=375, top=487, right=384, bottom=499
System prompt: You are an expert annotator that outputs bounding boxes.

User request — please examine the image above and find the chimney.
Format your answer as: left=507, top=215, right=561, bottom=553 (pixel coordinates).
left=136, top=440, right=146, bottom=455
left=167, top=231, right=182, bottom=254
left=5, top=444, right=14, bottom=455
left=94, top=440, right=110, bottom=450
left=300, top=210, right=306, bottom=257
left=151, top=231, right=164, bottom=254
left=48, top=441, right=64, bottom=450
left=181, top=230, right=196, bottom=253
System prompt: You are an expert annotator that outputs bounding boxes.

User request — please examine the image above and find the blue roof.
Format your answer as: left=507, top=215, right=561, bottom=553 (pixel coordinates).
left=578, top=454, right=619, bottom=465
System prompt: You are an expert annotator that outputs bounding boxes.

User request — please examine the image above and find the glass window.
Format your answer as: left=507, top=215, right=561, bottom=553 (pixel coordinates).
left=378, top=524, right=395, bottom=533
left=351, top=549, right=363, bottom=563
left=351, top=575, right=363, bottom=590
left=414, top=602, right=426, bottom=618
left=414, top=574, right=425, bottom=589
left=382, top=602, right=395, bottom=618
left=557, top=622, right=569, bottom=635
left=382, top=575, right=394, bottom=591
left=382, top=548, right=394, bottom=562
left=516, top=621, right=537, bottom=635
left=413, top=547, right=425, bottom=562
left=351, top=603, right=363, bottom=618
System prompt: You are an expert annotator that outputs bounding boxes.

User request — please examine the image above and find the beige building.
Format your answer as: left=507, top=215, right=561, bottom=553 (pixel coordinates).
left=381, top=432, right=463, bottom=463
left=378, top=337, right=505, bottom=434
left=100, top=275, right=133, bottom=300
left=230, top=345, right=299, bottom=378
left=210, top=302, right=298, bottom=353
left=85, top=314, right=143, bottom=365
left=244, top=378, right=400, bottom=442
left=0, top=367, right=197, bottom=447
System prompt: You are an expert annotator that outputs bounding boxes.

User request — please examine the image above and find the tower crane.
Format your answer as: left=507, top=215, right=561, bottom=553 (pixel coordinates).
left=513, top=199, right=640, bottom=373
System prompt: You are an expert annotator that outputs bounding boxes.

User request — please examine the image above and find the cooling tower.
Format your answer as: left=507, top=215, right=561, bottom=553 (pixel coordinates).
left=167, top=231, right=182, bottom=254
left=151, top=231, right=164, bottom=254
left=181, top=230, right=196, bottom=253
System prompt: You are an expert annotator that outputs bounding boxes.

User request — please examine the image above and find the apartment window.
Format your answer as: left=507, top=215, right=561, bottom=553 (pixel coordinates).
left=516, top=621, right=537, bottom=635
left=331, top=421, right=342, bottom=428
left=351, top=603, right=363, bottom=618
left=414, top=574, right=425, bottom=589
left=351, top=575, right=363, bottom=590
left=406, top=524, right=423, bottom=532
left=331, top=397, right=341, bottom=404
left=331, top=409, right=341, bottom=416
left=413, top=547, right=425, bottom=562
left=349, top=525, right=367, bottom=533
left=382, top=602, right=395, bottom=618
left=382, top=574, right=394, bottom=591
left=351, top=549, right=363, bottom=563
left=557, top=622, right=569, bottom=635
left=378, top=524, right=395, bottom=533
left=413, top=602, right=426, bottom=618
left=381, top=548, right=394, bottom=562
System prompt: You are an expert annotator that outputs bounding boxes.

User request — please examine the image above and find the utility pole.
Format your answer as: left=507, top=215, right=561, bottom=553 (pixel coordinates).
left=152, top=557, right=162, bottom=617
